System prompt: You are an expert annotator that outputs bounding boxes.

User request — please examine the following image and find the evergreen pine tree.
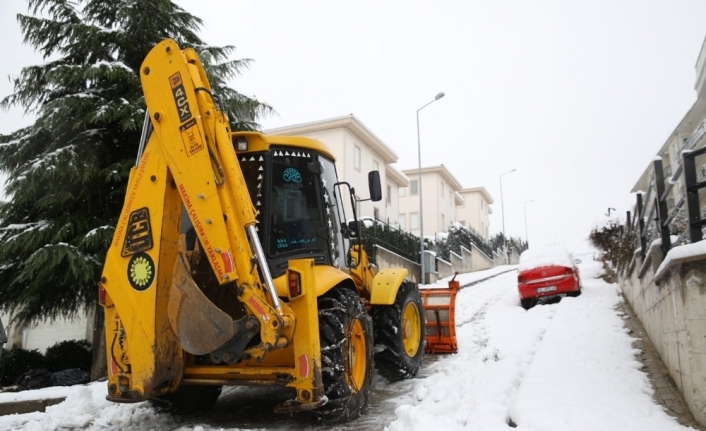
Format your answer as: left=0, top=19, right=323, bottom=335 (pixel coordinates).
left=0, top=0, right=274, bottom=326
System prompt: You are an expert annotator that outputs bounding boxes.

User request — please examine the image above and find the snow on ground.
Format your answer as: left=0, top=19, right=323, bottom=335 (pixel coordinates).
left=0, top=259, right=694, bottom=430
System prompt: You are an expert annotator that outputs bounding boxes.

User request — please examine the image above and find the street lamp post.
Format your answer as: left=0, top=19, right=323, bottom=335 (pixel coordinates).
left=417, top=91, right=445, bottom=285
left=524, top=199, right=535, bottom=249
left=499, top=168, right=516, bottom=264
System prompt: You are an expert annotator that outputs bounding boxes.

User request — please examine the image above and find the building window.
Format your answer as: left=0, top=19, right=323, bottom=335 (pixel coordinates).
left=440, top=182, right=444, bottom=198
left=410, top=212, right=419, bottom=230
left=374, top=207, right=380, bottom=220
left=441, top=214, right=446, bottom=231
left=399, top=187, right=407, bottom=197
left=387, top=185, right=392, bottom=204
left=410, top=180, right=418, bottom=195
left=449, top=192, right=452, bottom=206
left=399, top=214, right=406, bottom=231
left=354, top=145, right=361, bottom=171
left=373, top=160, right=379, bottom=172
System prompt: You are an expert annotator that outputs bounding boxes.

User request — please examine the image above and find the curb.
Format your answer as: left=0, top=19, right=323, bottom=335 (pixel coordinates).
left=0, top=397, right=65, bottom=416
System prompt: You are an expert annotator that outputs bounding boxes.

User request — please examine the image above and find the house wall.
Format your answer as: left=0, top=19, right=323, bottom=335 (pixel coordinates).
left=1, top=310, right=90, bottom=353
left=399, top=169, right=460, bottom=239
left=457, top=190, right=492, bottom=240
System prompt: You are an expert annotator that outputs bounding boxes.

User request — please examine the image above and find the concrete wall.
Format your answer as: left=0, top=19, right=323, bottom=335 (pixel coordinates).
left=373, top=244, right=421, bottom=284
left=437, top=257, right=453, bottom=280
left=470, top=244, right=494, bottom=271
left=619, top=244, right=706, bottom=427
left=493, top=248, right=520, bottom=267
left=449, top=251, right=463, bottom=276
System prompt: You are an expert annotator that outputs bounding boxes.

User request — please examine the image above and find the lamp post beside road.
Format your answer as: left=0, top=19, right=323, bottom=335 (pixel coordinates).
left=417, top=91, right=445, bottom=284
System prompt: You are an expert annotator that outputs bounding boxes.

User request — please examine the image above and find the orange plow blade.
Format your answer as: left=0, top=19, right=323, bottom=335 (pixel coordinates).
left=420, top=274, right=460, bottom=354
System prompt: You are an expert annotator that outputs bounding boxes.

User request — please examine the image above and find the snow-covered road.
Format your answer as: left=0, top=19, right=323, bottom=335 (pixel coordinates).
left=0, top=258, right=695, bottom=431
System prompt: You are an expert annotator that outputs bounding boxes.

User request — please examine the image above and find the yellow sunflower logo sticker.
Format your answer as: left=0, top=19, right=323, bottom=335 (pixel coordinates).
left=127, top=252, right=155, bottom=291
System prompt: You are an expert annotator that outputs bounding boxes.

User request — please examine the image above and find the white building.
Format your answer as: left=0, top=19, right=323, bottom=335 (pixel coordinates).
left=398, top=165, right=464, bottom=238
left=457, top=187, right=494, bottom=241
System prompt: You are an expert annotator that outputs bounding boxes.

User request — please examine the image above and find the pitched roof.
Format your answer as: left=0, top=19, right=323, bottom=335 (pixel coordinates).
left=401, top=164, right=463, bottom=191
left=459, top=187, right=494, bottom=204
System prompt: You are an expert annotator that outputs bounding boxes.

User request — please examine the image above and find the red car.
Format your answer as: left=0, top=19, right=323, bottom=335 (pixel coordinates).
left=517, top=246, right=581, bottom=309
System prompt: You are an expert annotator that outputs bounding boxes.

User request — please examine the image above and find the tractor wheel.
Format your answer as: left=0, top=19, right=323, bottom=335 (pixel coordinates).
left=370, top=280, right=425, bottom=382
left=312, top=287, right=374, bottom=422
left=151, top=384, right=222, bottom=413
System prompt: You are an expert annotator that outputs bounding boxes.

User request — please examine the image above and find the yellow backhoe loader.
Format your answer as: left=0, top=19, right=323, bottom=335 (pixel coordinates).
left=98, top=39, right=426, bottom=422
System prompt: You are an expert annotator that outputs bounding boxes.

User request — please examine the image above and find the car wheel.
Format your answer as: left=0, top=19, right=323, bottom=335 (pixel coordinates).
left=567, top=286, right=582, bottom=298
left=520, top=298, right=536, bottom=310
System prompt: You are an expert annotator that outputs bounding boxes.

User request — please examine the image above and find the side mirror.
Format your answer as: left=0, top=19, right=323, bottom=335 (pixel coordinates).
left=368, top=171, right=382, bottom=202
left=574, top=259, right=582, bottom=264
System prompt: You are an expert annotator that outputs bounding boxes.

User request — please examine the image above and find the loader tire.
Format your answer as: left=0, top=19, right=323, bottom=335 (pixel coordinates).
left=151, top=384, right=222, bottom=413
left=312, top=287, right=373, bottom=422
left=370, top=280, right=425, bottom=382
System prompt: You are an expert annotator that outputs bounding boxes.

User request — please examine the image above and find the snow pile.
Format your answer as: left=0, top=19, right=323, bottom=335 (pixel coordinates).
left=518, top=245, right=576, bottom=272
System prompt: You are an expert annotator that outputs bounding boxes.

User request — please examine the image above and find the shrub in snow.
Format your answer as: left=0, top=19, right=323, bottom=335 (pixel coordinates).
left=45, top=339, right=92, bottom=373
left=0, top=348, right=46, bottom=387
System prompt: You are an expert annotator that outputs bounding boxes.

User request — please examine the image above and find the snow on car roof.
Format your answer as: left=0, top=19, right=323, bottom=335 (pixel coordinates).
left=519, top=245, right=575, bottom=272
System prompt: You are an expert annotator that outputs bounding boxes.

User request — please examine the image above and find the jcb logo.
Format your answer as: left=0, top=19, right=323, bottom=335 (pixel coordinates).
left=169, top=72, right=192, bottom=123
left=121, top=207, right=154, bottom=257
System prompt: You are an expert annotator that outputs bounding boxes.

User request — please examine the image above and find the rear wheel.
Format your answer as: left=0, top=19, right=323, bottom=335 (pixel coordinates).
left=151, top=384, right=222, bottom=413
left=370, top=280, right=425, bottom=382
left=567, top=286, right=582, bottom=298
left=520, top=298, right=536, bottom=310
left=313, top=287, right=373, bottom=422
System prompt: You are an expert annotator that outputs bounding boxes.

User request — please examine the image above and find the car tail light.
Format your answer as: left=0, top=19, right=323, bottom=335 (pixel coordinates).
left=518, top=274, right=525, bottom=283
left=288, top=270, right=302, bottom=298
left=565, top=268, right=574, bottom=276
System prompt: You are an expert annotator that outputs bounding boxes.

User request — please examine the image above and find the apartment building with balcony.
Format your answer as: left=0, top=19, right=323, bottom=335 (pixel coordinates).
left=631, top=35, right=706, bottom=231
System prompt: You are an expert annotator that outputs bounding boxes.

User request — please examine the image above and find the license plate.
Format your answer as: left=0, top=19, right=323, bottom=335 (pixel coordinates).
left=537, top=286, right=557, bottom=293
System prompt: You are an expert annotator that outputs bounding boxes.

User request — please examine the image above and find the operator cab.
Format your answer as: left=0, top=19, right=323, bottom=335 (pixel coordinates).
left=234, top=134, right=381, bottom=279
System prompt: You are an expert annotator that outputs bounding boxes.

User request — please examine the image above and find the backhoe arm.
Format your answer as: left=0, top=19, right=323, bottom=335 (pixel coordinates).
left=99, top=39, right=294, bottom=402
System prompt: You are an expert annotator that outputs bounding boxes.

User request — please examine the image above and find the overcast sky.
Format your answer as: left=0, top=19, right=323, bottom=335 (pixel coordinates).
left=2, top=0, right=706, bottom=251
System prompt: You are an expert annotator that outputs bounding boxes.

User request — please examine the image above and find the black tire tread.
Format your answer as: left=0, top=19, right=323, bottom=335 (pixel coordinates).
left=313, top=287, right=373, bottom=422
left=370, top=280, right=425, bottom=382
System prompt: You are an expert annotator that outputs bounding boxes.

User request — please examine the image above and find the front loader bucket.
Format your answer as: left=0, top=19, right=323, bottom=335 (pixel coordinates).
left=420, top=274, right=460, bottom=353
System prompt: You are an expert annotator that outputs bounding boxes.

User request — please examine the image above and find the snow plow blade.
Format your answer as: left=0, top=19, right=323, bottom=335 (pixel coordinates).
left=419, top=274, right=460, bottom=353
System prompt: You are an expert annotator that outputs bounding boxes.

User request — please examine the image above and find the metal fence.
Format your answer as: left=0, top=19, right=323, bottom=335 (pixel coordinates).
left=629, top=148, right=706, bottom=259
